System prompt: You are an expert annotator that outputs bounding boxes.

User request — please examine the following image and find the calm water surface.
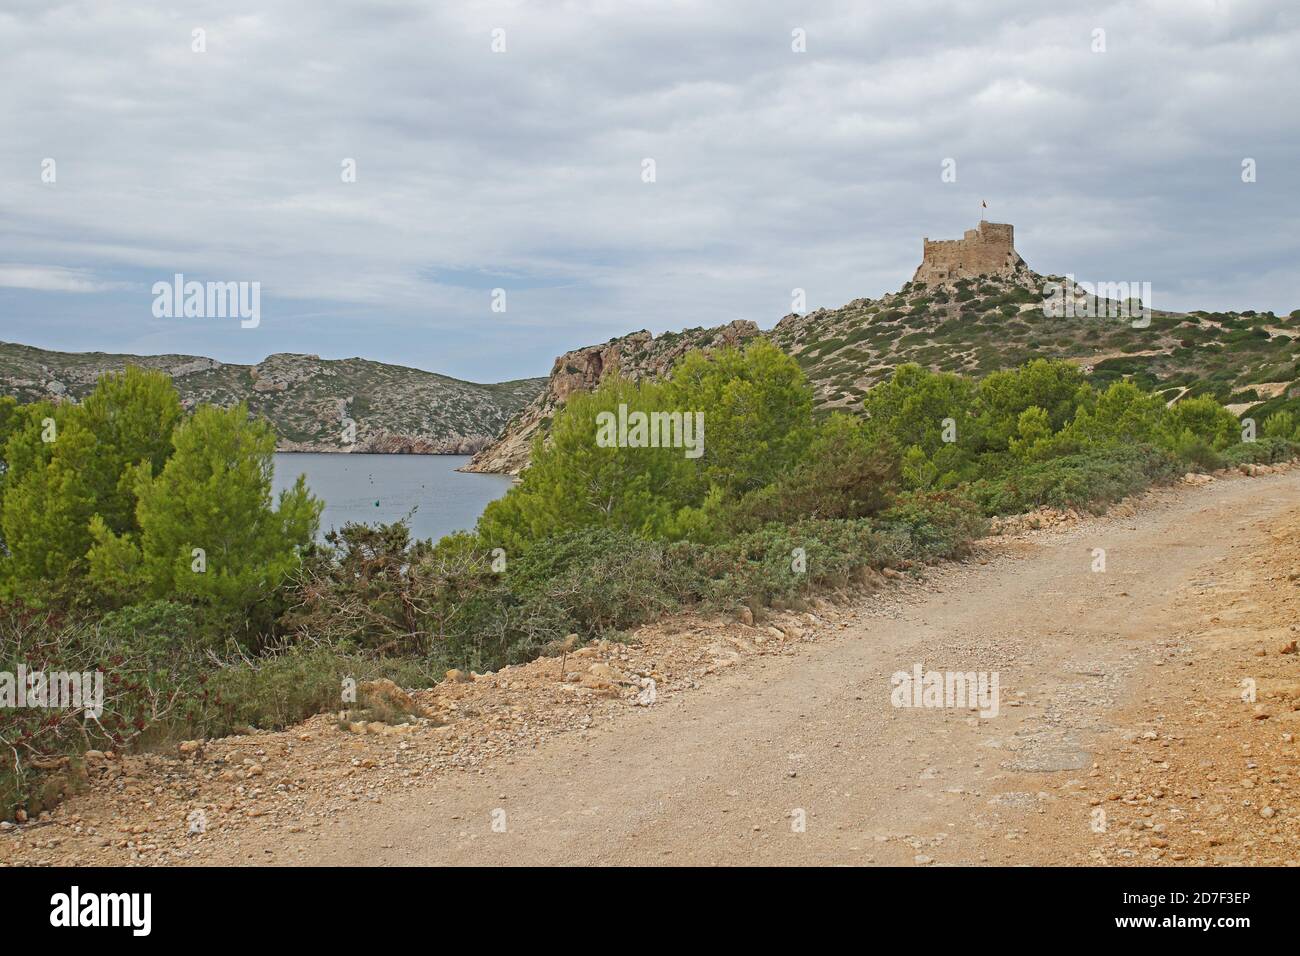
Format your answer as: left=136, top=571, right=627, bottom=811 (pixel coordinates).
left=272, top=453, right=514, bottom=543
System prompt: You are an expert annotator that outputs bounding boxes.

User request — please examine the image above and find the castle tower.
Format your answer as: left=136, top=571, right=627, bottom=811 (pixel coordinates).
left=912, top=220, right=1027, bottom=285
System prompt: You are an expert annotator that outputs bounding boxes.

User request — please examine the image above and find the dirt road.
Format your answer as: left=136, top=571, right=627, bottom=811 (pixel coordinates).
left=5, top=468, right=1298, bottom=866
left=217, top=467, right=1300, bottom=866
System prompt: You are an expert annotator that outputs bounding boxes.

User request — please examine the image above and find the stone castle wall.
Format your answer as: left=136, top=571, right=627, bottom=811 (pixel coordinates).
left=912, top=220, right=1026, bottom=284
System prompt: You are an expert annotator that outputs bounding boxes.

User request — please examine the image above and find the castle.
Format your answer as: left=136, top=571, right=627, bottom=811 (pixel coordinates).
left=912, top=220, right=1027, bottom=285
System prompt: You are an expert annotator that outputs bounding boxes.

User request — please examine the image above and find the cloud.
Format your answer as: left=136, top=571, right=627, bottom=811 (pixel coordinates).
left=0, top=265, right=132, bottom=293
left=0, top=0, right=1297, bottom=380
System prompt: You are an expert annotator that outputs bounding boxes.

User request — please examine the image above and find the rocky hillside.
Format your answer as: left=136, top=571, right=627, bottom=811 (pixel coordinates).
left=769, top=272, right=1300, bottom=418
left=461, top=320, right=760, bottom=474
left=466, top=270, right=1300, bottom=475
left=0, top=342, right=545, bottom=454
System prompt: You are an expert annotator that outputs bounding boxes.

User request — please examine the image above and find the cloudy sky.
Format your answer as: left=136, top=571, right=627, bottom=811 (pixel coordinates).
left=2, top=0, right=1297, bottom=382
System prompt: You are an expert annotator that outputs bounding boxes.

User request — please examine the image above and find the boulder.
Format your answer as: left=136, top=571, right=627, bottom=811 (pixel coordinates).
left=586, top=662, right=625, bottom=683
left=358, top=678, right=417, bottom=714
left=634, top=678, right=658, bottom=707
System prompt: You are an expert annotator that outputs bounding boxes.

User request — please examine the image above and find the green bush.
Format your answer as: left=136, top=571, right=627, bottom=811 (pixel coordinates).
left=723, top=413, right=898, bottom=533
left=507, top=528, right=685, bottom=639
left=480, top=343, right=815, bottom=552
left=1263, top=411, right=1299, bottom=441
left=685, top=518, right=879, bottom=609
left=1221, top=437, right=1300, bottom=466
left=97, top=599, right=221, bottom=684
left=968, top=445, right=1181, bottom=515
left=1, top=369, right=321, bottom=633
left=876, top=490, right=988, bottom=559
left=87, top=403, right=321, bottom=627
left=1, top=604, right=191, bottom=817
left=196, top=641, right=437, bottom=736
left=282, top=520, right=504, bottom=663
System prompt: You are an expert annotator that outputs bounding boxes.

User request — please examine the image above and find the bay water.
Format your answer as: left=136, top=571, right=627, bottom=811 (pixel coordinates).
left=272, top=453, right=515, bottom=544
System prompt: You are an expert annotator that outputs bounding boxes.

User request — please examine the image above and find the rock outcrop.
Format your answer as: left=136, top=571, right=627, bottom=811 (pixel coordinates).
left=461, top=320, right=760, bottom=475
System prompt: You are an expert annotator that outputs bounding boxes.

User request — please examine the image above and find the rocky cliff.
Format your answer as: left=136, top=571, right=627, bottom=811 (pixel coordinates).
left=460, top=320, right=760, bottom=474
left=0, top=342, right=544, bottom=454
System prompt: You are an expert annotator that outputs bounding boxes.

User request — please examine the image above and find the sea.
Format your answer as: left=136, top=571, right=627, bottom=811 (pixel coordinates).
left=271, top=452, right=515, bottom=544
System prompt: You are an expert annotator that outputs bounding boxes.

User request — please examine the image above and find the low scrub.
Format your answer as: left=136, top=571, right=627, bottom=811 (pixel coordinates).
left=1221, top=436, right=1300, bottom=466
left=967, top=445, right=1182, bottom=515
left=876, top=490, right=988, bottom=558
left=0, top=601, right=447, bottom=818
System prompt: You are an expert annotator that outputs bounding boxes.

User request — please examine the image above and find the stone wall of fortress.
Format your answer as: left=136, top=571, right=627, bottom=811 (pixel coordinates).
left=912, top=220, right=1025, bottom=284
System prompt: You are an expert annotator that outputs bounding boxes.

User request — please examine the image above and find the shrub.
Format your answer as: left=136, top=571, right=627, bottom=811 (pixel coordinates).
left=1263, top=411, right=1299, bottom=441
left=1221, top=437, right=1300, bottom=466
left=724, top=414, right=898, bottom=532
left=507, top=528, right=685, bottom=639
left=876, top=490, right=988, bottom=559
left=687, top=519, right=878, bottom=609
left=198, top=641, right=406, bottom=736
left=968, top=445, right=1181, bottom=515
left=285, top=522, right=686, bottom=674
left=1063, top=381, right=1167, bottom=448
left=479, top=341, right=815, bottom=552
left=283, top=520, right=503, bottom=662
left=862, top=363, right=979, bottom=467
left=0, top=604, right=189, bottom=818
left=98, top=599, right=213, bottom=668
left=976, top=360, right=1090, bottom=451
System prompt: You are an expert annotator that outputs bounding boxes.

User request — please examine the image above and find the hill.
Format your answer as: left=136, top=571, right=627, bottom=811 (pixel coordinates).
left=769, top=271, right=1300, bottom=419
left=0, top=342, right=544, bottom=454
left=466, top=221, right=1300, bottom=473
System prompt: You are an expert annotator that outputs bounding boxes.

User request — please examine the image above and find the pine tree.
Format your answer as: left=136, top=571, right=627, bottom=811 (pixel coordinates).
left=88, top=403, right=321, bottom=614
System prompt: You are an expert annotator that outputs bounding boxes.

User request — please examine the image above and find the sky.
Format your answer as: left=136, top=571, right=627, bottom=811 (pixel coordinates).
left=1, top=0, right=1297, bottom=383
